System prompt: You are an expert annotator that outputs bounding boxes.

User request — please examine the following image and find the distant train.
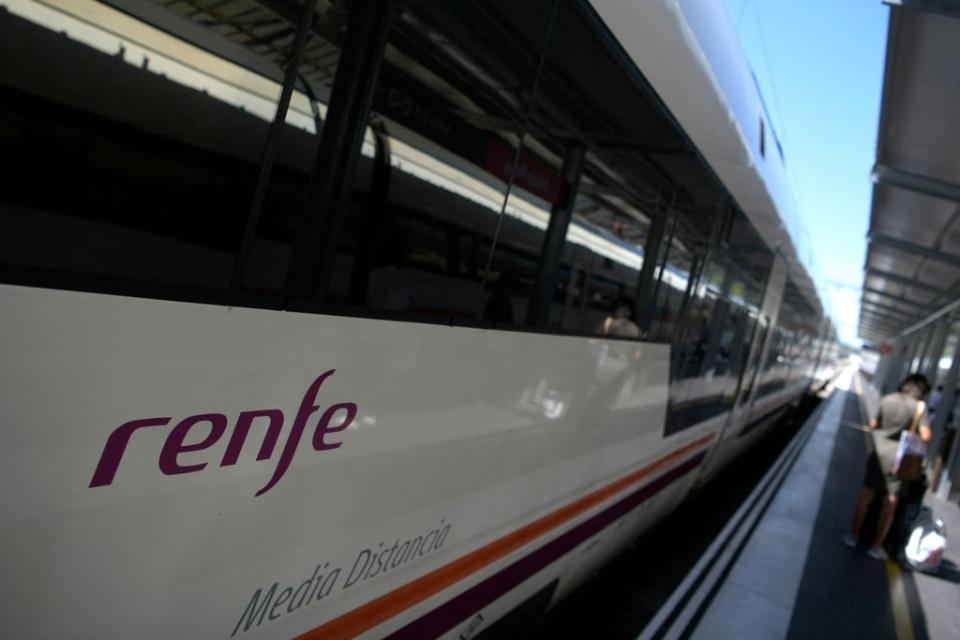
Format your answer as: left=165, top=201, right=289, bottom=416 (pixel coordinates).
left=0, top=0, right=838, bottom=638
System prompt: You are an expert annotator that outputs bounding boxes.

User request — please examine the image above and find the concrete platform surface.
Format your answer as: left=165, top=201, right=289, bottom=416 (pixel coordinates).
left=683, top=370, right=960, bottom=640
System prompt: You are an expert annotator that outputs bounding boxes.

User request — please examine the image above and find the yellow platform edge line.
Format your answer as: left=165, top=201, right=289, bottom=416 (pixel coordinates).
left=854, top=369, right=915, bottom=640
left=886, top=561, right=916, bottom=640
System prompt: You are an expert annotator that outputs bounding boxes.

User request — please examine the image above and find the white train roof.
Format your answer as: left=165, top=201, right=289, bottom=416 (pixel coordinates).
left=592, top=0, right=823, bottom=315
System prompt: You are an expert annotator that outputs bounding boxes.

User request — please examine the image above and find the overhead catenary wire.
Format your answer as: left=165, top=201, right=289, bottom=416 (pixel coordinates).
left=750, top=0, right=787, bottom=152
left=476, top=0, right=561, bottom=319
left=732, top=0, right=751, bottom=32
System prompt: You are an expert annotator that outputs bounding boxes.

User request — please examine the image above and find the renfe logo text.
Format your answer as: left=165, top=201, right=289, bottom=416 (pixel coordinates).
left=89, top=370, right=357, bottom=496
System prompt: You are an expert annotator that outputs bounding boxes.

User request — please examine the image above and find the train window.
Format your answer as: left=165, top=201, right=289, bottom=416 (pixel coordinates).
left=753, top=281, right=822, bottom=399
left=648, top=232, right=696, bottom=344
left=564, top=234, right=644, bottom=336
left=663, top=207, right=774, bottom=436
left=265, top=0, right=670, bottom=334
left=469, top=0, right=664, bottom=334
left=246, top=0, right=579, bottom=325
left=0, top=0, right=305, bottom=301
left=0, top=0, right=791, bottom=358
left=756, top=326, right=788, bottom=398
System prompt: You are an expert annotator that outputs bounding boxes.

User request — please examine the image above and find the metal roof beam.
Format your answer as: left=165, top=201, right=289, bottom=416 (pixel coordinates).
left=860, top=311, right=908, bottom=327
left=920, top=279, right=960, bottom=318
left=872, top=163, right=960, bottom=204
left=861, top=305, right=906, bottom=321
left=883, top=0, right=960, bottom=19
left=863, top=317, right=902, bottom=330
left=865, top=268, right=952, bottom=295
left=861, top=324, right=904, bottom=339
left=860, top=324, right=901, bottom=339
left=869, top=234, right=960, bottom=269
left=860, top=306, right=915, bottom=326
left=862, top=286, right=930, bottom=306
left=861, top=330, right=896, bottom=342
left=861, top=332, right=896, bottom=342
left=861, top=319, right=903, bottom=331
left=860, top=314, right=909, bottom=330
left=860, top=314, right=903, bottom=330
left=862, top=298, right=917, bottom=316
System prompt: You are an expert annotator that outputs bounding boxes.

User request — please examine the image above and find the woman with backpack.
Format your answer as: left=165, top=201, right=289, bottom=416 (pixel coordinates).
left=843, top=373, right=932, bottom=560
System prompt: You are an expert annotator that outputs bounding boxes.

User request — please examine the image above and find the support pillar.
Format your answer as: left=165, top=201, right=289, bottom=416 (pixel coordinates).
left=579, top=260, right=594, bottom=314
left=929, top=330, right=957, bottom=459
left=649, top=211, right=679, bottom=322
left=231, top=0, right=318, bottom=300
left=909, top=325, right=931, bottom=373
left=285, top=0, right=397, bottom=305
left=558, top=249, right=580, bottom=328
left=527, top=144, right=586, bottom=326
left=895, top=331, right=921, bottom=386
left=673, top=252, right=702, bottom=345
left=923, top=317, right=950, bottom=385
left=915, top=322, right=937, bottom=376
left=635, top=213, right=668, bottom=333
left=873, top=349, right=890, bottom=391
left=701, top=268, right=733, bottom=374
left=882, top=338, right=908, bottom=394
left=739, top=253, right=787, bottom=408
left=931, top=318, right=959, bottom=497
left=810, top=315, right=830, bottom=382
left=937, top=429, right=960, bottom=498
left=347, top=121, right=393, bottom=305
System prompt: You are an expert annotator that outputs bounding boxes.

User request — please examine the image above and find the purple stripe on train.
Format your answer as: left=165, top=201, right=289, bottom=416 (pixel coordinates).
left=386, top=452, right=706, bottom=639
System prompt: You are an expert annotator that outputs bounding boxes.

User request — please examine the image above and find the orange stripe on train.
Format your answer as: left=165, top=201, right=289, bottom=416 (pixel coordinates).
left=296, top=432, right=715, bottom=640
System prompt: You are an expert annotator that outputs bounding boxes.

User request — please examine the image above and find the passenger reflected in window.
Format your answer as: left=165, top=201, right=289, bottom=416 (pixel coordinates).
left=602, top=296, right=641, bottom=339
left=483, top=272, right=515, bottom=324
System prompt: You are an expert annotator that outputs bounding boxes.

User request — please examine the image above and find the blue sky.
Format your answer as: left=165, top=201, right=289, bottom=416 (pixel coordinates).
left=723, top=0, right=889, bottom=345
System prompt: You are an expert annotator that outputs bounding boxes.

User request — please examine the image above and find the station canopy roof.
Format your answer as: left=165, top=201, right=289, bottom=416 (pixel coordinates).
left=859, top=2, right=960, bottom=345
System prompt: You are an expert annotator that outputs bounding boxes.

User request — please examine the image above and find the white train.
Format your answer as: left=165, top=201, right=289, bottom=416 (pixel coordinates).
left=0, top=0, right=838, bottom=638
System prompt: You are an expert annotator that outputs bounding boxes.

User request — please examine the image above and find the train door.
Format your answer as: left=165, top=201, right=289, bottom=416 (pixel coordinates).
left=695, top=252, right=787, bottom=483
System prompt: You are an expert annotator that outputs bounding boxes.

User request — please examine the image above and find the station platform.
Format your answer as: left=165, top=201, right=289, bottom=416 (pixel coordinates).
left=642, top=369, right=960, bottom=640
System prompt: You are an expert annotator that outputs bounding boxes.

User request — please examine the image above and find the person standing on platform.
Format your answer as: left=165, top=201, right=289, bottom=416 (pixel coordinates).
left=843, top=373, right=932, bottom=560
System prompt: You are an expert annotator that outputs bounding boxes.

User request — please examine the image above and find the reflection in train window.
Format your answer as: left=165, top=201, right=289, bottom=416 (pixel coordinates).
left=0, top=0, right=826, bottom=392
left=754, top=280, right=820, bottom=400
left=0, top=0, right=742, bottom=340
left=662, top=206, right=774, bottom=436
left=0, top=0, right=328, bottom=299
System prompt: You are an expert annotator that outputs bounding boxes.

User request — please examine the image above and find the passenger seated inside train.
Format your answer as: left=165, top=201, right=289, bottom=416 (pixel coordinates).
left=483, top=272, right=516, bottom=324
left=602, top=296, right=641, bottom=338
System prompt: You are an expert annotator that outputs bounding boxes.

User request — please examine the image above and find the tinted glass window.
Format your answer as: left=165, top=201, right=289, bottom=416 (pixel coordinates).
left=663, top=207, right=774, bottom=435
left=754, top=280, right=821, bottom=399
left=0, top=0, right=802, bottom=367
left=0, top=1, right=317, bottom=300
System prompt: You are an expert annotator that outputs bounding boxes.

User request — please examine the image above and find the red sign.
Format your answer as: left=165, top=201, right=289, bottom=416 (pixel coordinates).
left=483, top=138, right=567, bottom=205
